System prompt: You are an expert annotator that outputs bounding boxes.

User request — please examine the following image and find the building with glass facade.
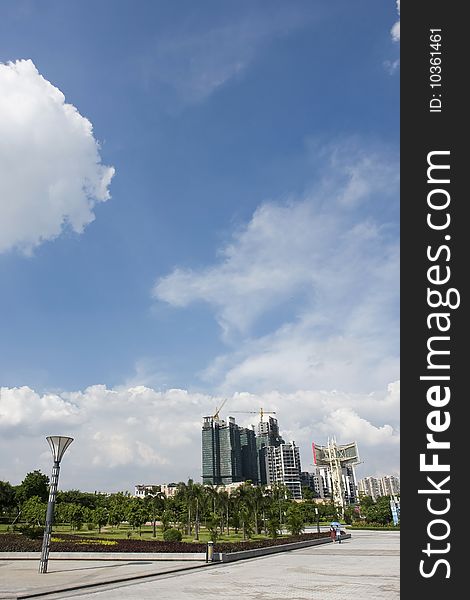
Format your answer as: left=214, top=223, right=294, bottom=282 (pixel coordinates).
left=202, top=416, right=245, bottom=485
left=202, top=413, right=302, bottom=497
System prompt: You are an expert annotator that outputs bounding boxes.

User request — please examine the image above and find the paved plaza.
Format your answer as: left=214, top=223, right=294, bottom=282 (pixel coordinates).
left=0, top=530, right=399, bottom=600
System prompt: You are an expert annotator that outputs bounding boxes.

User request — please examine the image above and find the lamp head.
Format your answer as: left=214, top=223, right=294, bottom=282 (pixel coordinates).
left=46, top=436, right=74, bottom=463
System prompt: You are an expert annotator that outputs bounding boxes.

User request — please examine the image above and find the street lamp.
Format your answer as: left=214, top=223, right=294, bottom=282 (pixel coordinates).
left=38, top=436, right=74, bottom=574
left=314, top=507, right=320, bottom=534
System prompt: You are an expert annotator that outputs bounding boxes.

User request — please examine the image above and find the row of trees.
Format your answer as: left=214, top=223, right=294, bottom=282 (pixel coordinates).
left=1, top=472, right=396, bottom=539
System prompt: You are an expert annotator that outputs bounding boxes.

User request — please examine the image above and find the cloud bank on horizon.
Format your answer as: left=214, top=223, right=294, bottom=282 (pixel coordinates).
left=0, top=59, right=115, bottom=255
left=0, top=382, right=399, bottom=491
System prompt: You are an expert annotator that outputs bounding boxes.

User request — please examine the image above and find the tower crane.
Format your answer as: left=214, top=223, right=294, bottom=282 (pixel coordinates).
left=212, top=398, right=228, bottom=421
left=230, top=408, right=276, bottom=422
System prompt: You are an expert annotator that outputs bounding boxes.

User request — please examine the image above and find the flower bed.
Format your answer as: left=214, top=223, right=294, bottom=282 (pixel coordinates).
left=0, top=532, right=330, bottom=554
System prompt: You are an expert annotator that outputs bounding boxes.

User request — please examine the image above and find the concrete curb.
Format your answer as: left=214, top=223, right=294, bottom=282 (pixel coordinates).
left=0, top=552, right=206, bottom=561
left=216, top=534, right=351, bottom=562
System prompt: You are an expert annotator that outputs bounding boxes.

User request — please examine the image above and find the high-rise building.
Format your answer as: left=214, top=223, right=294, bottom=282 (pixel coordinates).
left=239, top=426, right=259, bottom=484
left=358, top=476, right=382, bottom=501
left=380, top=475, right=400, bottom=497
left=256, top=416, right=284, bottom=485
left=358, top=475, right=400, bottom=500
left=265, top=441, right=302, bottom=500
left=202, top=413, right=301, bottom=490
left=202, top=416, right=220, bottom=485
left=219, top=417, right=242, bottom=484
left=257, top=416, right=284, bottom=447
left=202, top=416, right=245, bottom=485
left=300, top=471, right=316, bottom=494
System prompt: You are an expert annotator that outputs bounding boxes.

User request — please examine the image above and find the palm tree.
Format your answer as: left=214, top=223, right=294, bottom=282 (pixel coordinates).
left=286, top=503, right=304, bottom=536
left=233, top=484, right=255, bottom=540
left=176, top=480, right=194, bottom=536
left=143, top=487, right=165, bottom=538
left=217, top=489, right=230, bottom=535
left=192, top=483, right=204, bottom=540
left=207, top=484, right=219, bottom=513
left=271, top=482, right=289, bottom=528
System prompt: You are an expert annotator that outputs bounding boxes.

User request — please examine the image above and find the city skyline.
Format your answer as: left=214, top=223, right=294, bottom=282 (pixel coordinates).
left=0, top=1, right=400, bottom=492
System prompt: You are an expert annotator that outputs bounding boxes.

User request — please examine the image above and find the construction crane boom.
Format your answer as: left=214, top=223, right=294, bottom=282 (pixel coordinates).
left=230, top=408, right=276, bottom=422
left=212, top=398, right=228, bottom=421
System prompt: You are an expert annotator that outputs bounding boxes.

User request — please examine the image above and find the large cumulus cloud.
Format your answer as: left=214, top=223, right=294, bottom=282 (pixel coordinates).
left=0, top=59, right=115, bottom=254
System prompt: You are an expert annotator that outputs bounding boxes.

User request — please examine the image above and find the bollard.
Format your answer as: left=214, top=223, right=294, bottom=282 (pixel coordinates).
left=206, top=540, right=214, bottom=562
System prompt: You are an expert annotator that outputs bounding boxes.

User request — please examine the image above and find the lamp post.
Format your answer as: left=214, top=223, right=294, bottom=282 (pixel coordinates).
left=38, top=436, right=73, bottom=574
left=314, top=507, right=320, bottom=534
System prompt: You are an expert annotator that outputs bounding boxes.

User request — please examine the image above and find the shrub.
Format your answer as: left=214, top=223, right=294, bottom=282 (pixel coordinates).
left=163, top=527, right=182, bottom=542
left=14, top=524, right=44, bottom=539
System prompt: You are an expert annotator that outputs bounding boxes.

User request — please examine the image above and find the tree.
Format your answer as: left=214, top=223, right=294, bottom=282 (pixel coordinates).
left=108, top=499, right=127, bottom=530
left=243, top=484, right=264, bottom=535
left=0, top=481, right=16, bottom=513
left=286, top=504, right=304, bottom=536
left=127, top=499, right=147, bottom=535
left=175, top=481, right=189, bottom=534
left=217, top=489, right=230, bottom=536
left=70, top=504, right=85, bottom=531
left=360, top=495, right=375, bottom=509
left=266, top=509, right=280, bottom=539
left=160, top=508, right=173, bottom=532
left=195, top=483, right=206, bottom=539
left=55, top=501, right=73, bottom=526
left=57, top=490, right=99, bottom=510
left=21, top=496, right=47, bottom=525
left=143, top=488, right=165, bottom=538
left=16, top=471, right=49, bottom=504
left=270, top=483, right=290, bottom=526
left=206, top=512, right=220, bottom=542
left=301, top=486, right=315, bottom=500
left=343, top=506, right=357, bottom=525
left=239, top=504, right=253, bottom=540
left=92, top=507, right=109, bottom=533
left=317, top=501, right=337, bottom=521
left=205, top=485, right=219, bottom=516
left=362, top=496, right=393, bottom=525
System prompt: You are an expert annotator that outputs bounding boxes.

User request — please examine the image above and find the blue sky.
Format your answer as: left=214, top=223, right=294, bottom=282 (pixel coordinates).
left=0, top=1, right=400, bottom=491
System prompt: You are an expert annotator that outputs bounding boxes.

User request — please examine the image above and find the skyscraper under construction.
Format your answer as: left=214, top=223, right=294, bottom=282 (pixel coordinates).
left=201, top=413, right=302, bottom=498
left=202, top=416, right=235, bottom=485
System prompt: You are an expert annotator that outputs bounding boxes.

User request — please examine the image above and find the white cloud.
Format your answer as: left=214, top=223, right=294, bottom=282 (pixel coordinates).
left=384, top=59, right=400, bottom=74
left=391, top=0, right=400, bottom=42
left=0, top=382, right=399, bottom=490
left=142, top=8, right=312, bottom=105
left=154, top=143, right=399, bottom=394
left=0, top=59, right=115, bottom=254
